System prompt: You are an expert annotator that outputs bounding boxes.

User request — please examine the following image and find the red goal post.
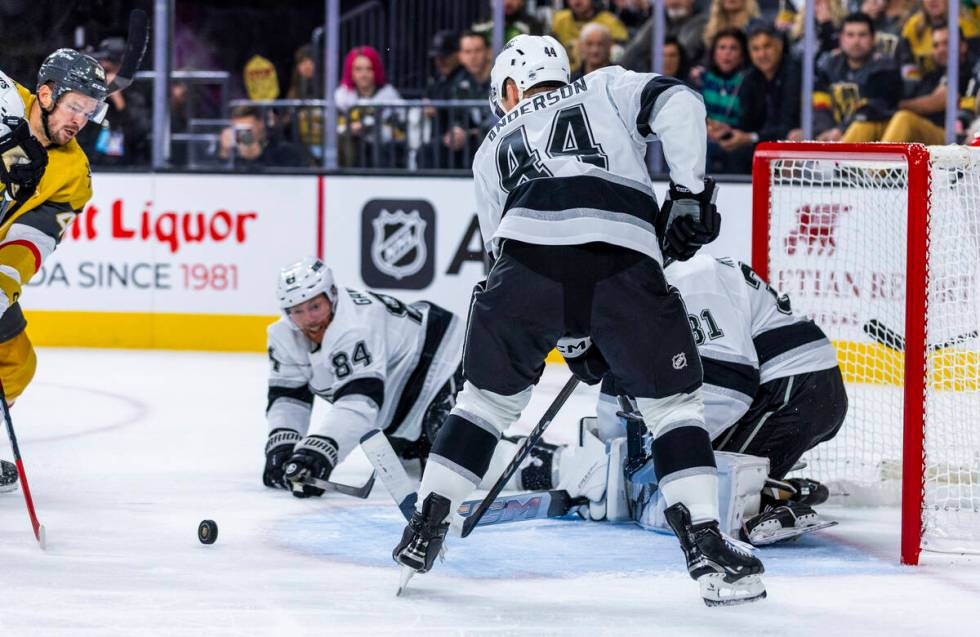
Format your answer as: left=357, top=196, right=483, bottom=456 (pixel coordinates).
left=750, top=142, right=978, bottom=565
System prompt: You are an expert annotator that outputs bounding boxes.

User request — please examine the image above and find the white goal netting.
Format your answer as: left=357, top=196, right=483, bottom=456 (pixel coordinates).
left=764, top=145, right=980, bottom=554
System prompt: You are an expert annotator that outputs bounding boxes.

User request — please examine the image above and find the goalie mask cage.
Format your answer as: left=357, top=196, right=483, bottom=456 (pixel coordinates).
left=752, top=142, right=980, bottom=565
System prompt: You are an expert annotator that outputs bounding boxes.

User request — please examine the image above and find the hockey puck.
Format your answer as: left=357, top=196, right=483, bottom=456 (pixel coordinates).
left=198, top=519, right=218, bottom=544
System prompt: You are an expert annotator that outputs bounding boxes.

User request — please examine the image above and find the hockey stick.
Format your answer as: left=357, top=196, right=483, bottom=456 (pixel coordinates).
left=0, top=384, right=45, bottom=549
left=863, top=318, right=978, bottom=353
left=106, top=9, right=149, bottom=94
left=293, top=471, right=376, bottom=499
left=360, top=429, right=585, bottom=531
left=461, top=375, right=580, bottom=538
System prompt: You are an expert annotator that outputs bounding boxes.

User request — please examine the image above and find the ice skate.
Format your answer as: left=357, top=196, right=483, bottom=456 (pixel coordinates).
left=665, top=502, right=767, bottom=607
left=743, top=501, right=837, bottom=546
left=0, top=459, right=18, bottom=494
left=392, top=493, right=451, bottom=585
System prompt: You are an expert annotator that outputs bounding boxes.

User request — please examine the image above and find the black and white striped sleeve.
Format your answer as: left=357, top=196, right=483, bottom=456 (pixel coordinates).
left=610, top=69, right=707, bottom=193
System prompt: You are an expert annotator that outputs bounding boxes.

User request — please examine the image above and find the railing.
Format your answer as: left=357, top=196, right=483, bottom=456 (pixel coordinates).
left=200, top=99, right=494, bottom=171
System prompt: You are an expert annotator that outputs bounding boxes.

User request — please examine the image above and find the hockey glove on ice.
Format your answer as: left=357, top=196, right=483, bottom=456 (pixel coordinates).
left=656, top=178, right=721, bottom=262
left=262, top=428, right=301, bottom=490
left=283, top=435, right=338, bottom=498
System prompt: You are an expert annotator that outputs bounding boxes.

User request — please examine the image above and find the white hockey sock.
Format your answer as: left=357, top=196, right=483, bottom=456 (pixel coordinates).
left=417, top=459, right=479, bottom=518
left=660, top=472, right=720, bottom=524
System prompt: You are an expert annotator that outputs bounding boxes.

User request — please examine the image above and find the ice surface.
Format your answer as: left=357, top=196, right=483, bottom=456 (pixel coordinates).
left=2, top=349, right=979, bottom=635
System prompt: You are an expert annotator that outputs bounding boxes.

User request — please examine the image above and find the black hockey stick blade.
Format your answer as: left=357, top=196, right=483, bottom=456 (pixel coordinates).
left=456, top=489, right=585, bottom=529
left=864, top=318, right=978, bottom=352
left=296, top=472, right=376, bottom=499
left=460, top=374, right=580, bottom=538
left=107, top=9, right=149, bottom=94
left=863, top=319, right=905, bottom=352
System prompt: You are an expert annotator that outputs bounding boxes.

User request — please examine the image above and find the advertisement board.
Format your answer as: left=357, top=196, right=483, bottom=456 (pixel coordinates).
left=23, top=174, right=319, bottom=349
left=20, top=173, right=754, bottom=351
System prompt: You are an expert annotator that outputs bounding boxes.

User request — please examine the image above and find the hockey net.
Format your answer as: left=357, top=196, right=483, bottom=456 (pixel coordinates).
left=752, top=142, right=980, bottom=564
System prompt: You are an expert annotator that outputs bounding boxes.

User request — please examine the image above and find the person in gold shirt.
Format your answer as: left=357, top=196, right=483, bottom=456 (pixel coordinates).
left=0, top=49, right=108, bottom=491
left=551, top=0, right=629, bottom=71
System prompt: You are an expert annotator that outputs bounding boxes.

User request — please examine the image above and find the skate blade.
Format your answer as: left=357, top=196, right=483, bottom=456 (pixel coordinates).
left=396, top=565, right=415, bottom=596
left=699, top=574, right=766, bottom=607
left=0, top=483, right=18, bottom=494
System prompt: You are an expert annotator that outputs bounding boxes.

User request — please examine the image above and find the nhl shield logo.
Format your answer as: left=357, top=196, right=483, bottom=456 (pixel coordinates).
left=371, top=209, right=427, bottom=280
left=361, top=199, right=436, bottom=289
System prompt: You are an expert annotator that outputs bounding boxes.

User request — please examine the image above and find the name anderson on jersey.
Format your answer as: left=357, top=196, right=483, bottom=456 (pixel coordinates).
left=487, top=77, right=588, bottom=142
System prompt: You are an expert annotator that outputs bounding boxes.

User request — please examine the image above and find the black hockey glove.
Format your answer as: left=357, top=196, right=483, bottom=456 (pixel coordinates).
left=0, top=116, right=48, bottom=206
left=283, top=435, right=338, bottom=498
left=556, top=335, right=609, bottom=385
left=262, top=428, right=302, bottom=490
left=655, top=178, right=721, bottom=262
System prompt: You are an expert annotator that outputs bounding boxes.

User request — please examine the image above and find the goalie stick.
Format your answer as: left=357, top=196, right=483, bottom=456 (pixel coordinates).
left=460, top=374, right=580, bottom=537
left=361, top=428, right=586, bottom=596
left=863, top=318, right=978, bottom=352
left=292, top=471, right=376, bottom=499
left=359, top=429, right=586, bottom=530
left=0, top=384, right=45, bottom=549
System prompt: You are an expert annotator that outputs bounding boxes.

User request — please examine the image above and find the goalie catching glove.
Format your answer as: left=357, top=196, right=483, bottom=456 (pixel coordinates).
left=656, top=178, right=721, bottom=262
left=283, top=435, right=338, bottom=498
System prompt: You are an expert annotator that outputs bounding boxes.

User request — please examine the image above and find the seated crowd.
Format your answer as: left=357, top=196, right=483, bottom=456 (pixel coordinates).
left=81, top=0, right=980, bottom=173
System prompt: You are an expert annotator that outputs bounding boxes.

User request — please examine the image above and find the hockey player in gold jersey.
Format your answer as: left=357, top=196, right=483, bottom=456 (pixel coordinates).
left=0, top=50, right=107, bottom=405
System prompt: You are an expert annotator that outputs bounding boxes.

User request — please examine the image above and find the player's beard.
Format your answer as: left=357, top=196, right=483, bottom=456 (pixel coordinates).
left=301, top=321, right=328, bottom=343
left=52, top=123, right=79, bottom=146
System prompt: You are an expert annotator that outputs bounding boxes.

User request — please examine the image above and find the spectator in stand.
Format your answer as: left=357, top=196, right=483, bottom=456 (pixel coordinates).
left=898, top=0, right=980, bottom=81
left=76, top=36, right=151, bottom=167
left=874, top=26, right=977, bottom=144
left=789, top=0, right=847, bottom=61
left=710, top=22, right=801, bottom=173
left=419, top=30, right=464, bottom=168
left=218, top=106, right=310, bottom=169
left=860, top=0, right=914, bottom=36
left=858, top=0, right=915, bottom=59
left=797, top=12, right=902, bottom=142
left=572, top=22, right=615, bottom=80
left=434, top=31, right=494, bottom=169
left=620, top=0, right=709, bottom=72
left=334, top=45, right=405, bottom=168
left=702, top=0, right=760, bottom=55
left=611, top=0, right=653, bottom=35
left=699, top=28, right=750, bottom=172
left=552, top=0, right=630, bottom=70
left=472, top=0, right=544, bottom=44
left=286, top=44, right=323, bottom=160
left=662, top=35, right=694, bottom=84
left=426, top=30, right=462, bottom=96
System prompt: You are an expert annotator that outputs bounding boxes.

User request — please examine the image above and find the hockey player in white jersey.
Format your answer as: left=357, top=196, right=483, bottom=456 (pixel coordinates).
left=264, top=257, right=466, bottom=497
left=596, top=255, right=848, bottom=544
left=393, top=35, right=766, bottom=606
left=264, top=257, right=607, bottom=500
left=1, top=70, right=47, bottom=212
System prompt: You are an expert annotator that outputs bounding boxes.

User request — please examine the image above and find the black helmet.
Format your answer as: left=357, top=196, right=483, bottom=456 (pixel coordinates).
left=37, top=49, right=109, bottom=122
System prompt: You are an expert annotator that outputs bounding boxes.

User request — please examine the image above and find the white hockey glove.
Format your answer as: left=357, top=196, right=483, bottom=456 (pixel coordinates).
left=655, top=178, right=721, bottom=262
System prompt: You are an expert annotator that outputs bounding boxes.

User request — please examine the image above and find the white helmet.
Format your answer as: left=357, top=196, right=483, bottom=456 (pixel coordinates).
left=276, top=256, right=338, bottom=312
left=489, top=34, right=570, bottom=116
